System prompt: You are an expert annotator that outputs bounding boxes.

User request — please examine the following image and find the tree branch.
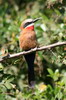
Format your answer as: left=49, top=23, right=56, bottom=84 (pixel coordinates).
left=0, top=41, right=66, bottom=62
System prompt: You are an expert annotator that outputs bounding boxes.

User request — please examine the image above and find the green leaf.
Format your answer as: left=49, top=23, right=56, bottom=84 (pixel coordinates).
left=47, top=68, right=54, bottom=76
left=5, top=82, right=12, bottom=89
left=0, top=63, right=4, bottom=71
left=0, top=94, right=5, bottom=100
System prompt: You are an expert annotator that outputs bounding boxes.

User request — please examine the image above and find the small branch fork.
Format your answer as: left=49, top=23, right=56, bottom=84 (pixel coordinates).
left=0, top=41, right=66, bottom=62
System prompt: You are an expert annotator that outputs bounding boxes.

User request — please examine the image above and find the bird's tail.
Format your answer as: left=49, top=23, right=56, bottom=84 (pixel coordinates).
left=24, top=52, right=35, bottom=86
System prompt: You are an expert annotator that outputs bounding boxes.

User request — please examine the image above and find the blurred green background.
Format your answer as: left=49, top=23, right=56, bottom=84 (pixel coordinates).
left=0, top=0, right=66, bottom=100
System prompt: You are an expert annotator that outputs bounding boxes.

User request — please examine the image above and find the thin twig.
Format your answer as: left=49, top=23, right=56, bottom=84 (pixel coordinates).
left=0, top=41, right=66, bottom=63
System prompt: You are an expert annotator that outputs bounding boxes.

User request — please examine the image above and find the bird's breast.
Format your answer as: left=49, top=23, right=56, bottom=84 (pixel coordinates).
left=19, top=30, right=37, bottom=50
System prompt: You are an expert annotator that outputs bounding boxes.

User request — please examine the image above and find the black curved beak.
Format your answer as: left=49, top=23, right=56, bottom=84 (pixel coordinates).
left=32, top=18, right=41, bottom=23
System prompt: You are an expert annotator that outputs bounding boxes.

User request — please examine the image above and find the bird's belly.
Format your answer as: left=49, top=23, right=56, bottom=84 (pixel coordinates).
left=20, top=35, right=37, bottom=50
left=22, top=39, right=37, bottom=50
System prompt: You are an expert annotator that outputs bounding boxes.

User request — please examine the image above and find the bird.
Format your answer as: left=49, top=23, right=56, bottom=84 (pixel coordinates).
left=19, top=18, right=40, bottom=87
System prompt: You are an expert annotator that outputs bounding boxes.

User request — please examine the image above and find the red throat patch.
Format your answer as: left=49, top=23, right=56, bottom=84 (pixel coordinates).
left=26, top=25, right=34, bottom=30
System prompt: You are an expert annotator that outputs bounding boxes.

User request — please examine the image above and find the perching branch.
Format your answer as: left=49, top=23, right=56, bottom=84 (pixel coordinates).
left=0, top=41, right=66, bottom=62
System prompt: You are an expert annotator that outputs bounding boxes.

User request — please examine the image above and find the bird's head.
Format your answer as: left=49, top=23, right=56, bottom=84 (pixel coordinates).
left=20, top=18, right=41, bottom=30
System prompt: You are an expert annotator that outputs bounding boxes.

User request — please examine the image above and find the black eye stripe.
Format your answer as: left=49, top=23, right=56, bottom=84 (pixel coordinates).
left=23, top=22, right=33, bottom=28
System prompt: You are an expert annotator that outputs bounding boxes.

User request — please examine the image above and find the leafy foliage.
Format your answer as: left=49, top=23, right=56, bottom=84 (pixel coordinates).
left=0, top=0, right=66, bottom=99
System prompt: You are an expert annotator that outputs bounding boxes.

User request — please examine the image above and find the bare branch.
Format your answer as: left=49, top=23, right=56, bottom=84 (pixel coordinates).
left=0, top=41, right=66, bottom=62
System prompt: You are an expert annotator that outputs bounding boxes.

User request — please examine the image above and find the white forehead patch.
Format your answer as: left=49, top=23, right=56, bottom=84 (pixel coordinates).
left=24, top=19, right=33, bottom=23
